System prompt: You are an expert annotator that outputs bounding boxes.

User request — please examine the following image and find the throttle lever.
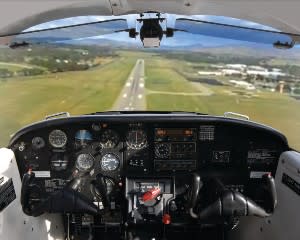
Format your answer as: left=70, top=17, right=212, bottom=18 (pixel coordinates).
left=188, top=173, right=202, bottom=218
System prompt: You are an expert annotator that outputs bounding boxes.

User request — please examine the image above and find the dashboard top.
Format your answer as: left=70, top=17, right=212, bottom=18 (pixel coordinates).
left=8, top=112, right=288, bottom=148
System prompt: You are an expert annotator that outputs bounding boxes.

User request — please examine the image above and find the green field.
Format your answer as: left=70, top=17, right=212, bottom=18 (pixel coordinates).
left=145, top=58, right=199, bottom=93
left=0, top=57, right=136, bottom=146
left=0, top=62, right=41, bottom=71
left=144, top=55, right=300, bottom=150
left=0, top=62, right=27, bottom=71
left=0, top=50, right=300, bottom=151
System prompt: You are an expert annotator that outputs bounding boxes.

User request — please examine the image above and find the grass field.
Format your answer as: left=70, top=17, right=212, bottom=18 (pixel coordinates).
left=0, top=62, right=33, bottom=71
left=144, top=55, right=300, bottom=150
left=0, top=57, right=136, bottom=146
left=0, top=61, right=48, bottom=70
left=145, top=58, right=200, bottom=93
left=0, top=50, right=300, bottom=150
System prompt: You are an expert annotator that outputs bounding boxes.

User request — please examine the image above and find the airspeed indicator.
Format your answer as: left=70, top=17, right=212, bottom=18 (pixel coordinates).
left=100, top=153, right=120, bottom=171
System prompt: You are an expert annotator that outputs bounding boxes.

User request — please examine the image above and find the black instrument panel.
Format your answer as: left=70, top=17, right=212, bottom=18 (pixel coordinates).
left=9, top=114, right=288, bottom=198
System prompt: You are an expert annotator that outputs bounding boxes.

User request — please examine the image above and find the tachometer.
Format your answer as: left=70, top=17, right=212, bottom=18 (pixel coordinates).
left=155, top=143, right=170, bottom=159
left=126, top=129, right=147, bottom=150
left=32, top=137, right=45, bottom=150
left=100, top=153, right=120, bottom=171
left=49, top=130, right=67, bottom=148
left=76, top=153, right=94, bottom=171
left=100, top=129, right=119, bottom=148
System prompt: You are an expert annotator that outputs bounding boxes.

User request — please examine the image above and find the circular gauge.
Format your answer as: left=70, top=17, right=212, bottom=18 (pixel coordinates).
left=75, top=130, right=93, bottom=146
left=92, top=123, right=101, bottom=132
left=32, top=137, right=45, bottom=150
left=126, top=129, right=147, bottom=149
left=100, top=129, right=119, bottom=148
left=155, top=143, right=170, bottom=159
left=100, top=153, right=120, bottom=171
left=49, top=130, right=67, bottom=148
left=76, top=153, right=94, bottom=171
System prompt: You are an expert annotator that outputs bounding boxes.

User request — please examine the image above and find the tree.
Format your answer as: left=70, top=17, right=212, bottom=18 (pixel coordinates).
left=16, top=68, right=45, bottom=76
left=294, top=88, right=300, bottom=95
left=0, top=68, right=13, bottom=78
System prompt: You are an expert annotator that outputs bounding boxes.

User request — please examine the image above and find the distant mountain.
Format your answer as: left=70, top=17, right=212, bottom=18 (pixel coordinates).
left=67, top=38, right=143, bottom=49
left=67, top=37, right=205, bottom=51
left=17, top=32, right=300, bottom=60
left=190, top=43, right=300, bottom=59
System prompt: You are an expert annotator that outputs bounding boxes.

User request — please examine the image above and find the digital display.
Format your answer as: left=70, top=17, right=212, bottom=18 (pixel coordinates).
left=154, top=128, right=196, bottom=142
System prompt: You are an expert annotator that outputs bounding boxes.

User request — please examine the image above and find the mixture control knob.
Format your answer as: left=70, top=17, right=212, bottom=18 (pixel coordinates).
left=162, top=213, right=171, bottom=225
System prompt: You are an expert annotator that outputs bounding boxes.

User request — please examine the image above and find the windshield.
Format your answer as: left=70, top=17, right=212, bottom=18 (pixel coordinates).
left=0, top=14, right=300, bottom=150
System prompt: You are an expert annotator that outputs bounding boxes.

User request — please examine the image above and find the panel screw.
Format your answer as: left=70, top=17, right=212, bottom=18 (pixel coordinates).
left=185, top=2, right=191, bottom=6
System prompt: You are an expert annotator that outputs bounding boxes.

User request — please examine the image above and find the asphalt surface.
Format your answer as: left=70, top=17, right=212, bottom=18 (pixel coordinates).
left=112, top=59, right=146, bottom=110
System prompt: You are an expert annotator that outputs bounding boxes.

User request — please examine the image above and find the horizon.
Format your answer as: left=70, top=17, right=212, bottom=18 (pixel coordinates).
left=21, top=14, right=298, bottom=49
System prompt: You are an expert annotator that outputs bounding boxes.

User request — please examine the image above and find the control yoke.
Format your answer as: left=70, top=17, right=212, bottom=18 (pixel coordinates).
left=188, top=173, right=277, bottom=220
left=21, top=172, right=99, bottom=217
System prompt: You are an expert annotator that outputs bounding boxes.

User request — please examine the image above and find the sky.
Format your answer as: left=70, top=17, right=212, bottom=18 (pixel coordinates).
left=26, top=14, right=276, bottom=31
left=22, top=14, right=293, bottom=48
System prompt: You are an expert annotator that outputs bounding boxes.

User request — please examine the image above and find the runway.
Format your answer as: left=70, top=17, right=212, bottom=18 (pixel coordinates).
left=112, top=59, right=146, bottom=110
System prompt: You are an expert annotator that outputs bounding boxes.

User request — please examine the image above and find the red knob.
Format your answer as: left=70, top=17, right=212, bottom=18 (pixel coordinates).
left=142, top=188, right=161, bottom=202
left=162, top=214, right=171, bottom=225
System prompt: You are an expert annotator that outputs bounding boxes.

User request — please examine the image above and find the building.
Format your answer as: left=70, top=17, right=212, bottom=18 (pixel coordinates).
left=222, top=69, right=243, bottom=76
left=246, top=69, right=286, bottom=79
left=229, top=80, right=256, bottom=90
left=225, top=64, right=247, bottom=70
left=198, top=71, right=222, bottom=76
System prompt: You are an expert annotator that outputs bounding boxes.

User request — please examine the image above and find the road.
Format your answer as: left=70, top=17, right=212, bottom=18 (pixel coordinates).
left=112, top=59, right=146, bottom=110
